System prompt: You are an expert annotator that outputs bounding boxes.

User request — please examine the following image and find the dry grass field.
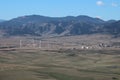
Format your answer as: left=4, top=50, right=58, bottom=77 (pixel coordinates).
left=0, top=34, right=120, bottom=80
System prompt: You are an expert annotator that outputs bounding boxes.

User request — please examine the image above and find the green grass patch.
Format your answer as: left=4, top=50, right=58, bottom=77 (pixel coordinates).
left=35, top=71, right=94, bottom=80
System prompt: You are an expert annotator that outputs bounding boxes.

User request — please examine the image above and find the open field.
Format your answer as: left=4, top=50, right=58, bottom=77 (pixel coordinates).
left=0, top=34, right=120, bottom=50
left=0, top=48, right=120, bottom=80
left=0, top=35, right=120, bottom=80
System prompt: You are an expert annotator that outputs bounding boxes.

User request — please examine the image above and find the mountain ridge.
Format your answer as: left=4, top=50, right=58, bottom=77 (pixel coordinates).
left=0, top=15, right=119, bottom=37
left=0, top=19, right=5, bottom=22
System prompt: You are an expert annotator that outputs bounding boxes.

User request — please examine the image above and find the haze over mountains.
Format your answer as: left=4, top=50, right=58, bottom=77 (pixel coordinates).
left=0, top=19, right=5, bottom=22
left=0, top=15, right=119, bottom=37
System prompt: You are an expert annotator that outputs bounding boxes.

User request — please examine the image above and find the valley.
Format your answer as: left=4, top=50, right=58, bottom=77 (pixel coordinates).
left=0, top=0, right=120, bottom=80
left=0, top=35, right=120, bottom=80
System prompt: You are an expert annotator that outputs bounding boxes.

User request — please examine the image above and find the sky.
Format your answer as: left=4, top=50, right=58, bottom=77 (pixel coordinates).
left=0, top=0, right=120, bottom=20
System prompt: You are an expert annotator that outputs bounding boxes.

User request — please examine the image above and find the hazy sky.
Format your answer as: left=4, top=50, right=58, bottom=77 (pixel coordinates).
left=0, top=0, right=120, bottom=20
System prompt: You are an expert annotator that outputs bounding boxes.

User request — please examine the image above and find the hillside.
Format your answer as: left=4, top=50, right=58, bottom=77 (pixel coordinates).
left=0, top=19, right=5, bottom=22
left=103, top=21, right=120, bottom=36
left=0, top=15, right=119, bottom=37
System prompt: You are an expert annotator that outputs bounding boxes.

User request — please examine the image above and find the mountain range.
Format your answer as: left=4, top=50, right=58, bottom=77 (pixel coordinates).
left=0, top=15, right=119, bottom=37
left=0, top=19, right=5, bottom=22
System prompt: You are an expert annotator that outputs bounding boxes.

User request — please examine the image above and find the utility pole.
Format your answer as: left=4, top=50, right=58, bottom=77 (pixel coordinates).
left=39, top=40, right=42, bottom=48
left=20, top=40, right=22, bottom=48
left=47, top=40, right=50, bottom=49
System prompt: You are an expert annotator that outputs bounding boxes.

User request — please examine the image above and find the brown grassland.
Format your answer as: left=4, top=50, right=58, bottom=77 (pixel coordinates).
left=0, top=34, right=120, bottom=80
